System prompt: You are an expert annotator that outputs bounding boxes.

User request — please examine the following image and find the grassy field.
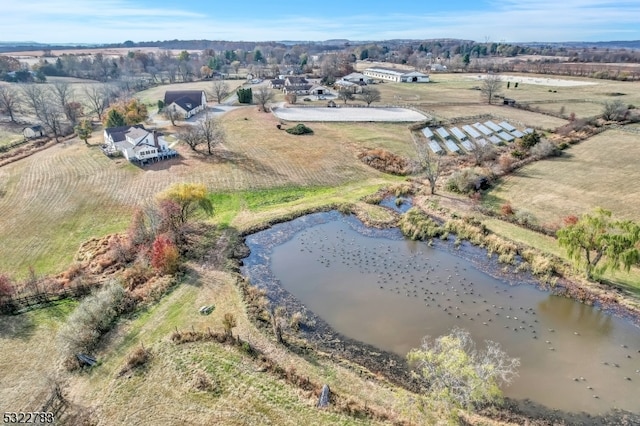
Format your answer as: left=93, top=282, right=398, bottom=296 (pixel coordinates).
left=0, top=107, right=411, bottom=278
left=531, top=101, right=604, bottom=119
left=484, top=129, right=640, bottom=225
left=0, top=127, right=22, bottom=147
left=0, top=269, right=459, bottom=425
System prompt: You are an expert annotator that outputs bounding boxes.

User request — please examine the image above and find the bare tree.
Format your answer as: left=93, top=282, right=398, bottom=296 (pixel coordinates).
left=177, top=116, right=225, bottom=154
left=602, top=99, right=627, bottom=121
left=414, top=137, right=442, bottom=195
left=480, top=74, right=502, bottom=104
left=20, top=84, right=48, bottom=118
left=39, top=97, right=65, bottom=141
left=198, top=115, right=225, bottom=155
left=253, top=86, right=275, bottom=112
left=211, top=80, right=230, bottom=104
left=163, top=105, right=181, bottom=126
left=177, top=125, right=202, bottom=151
left=360, top=87, right=381, bottom=106
left=0, top=85, right=21, bottom=122
left=83, top=84, right=111, bottom=121
left=468, top=139, right=497, bottom=166
left=337, top=87, right=355, bottom=104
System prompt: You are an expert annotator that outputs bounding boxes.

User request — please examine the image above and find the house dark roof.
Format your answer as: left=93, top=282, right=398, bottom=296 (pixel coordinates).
left=164, top=90, right=206, bottom=111
left=285, top=84, right=313, bottom=92
left=104, top=124, right=146, bottom=143
left=285, top=76, right=308, bottom=85
left=270, top=79, right=285, bottom=85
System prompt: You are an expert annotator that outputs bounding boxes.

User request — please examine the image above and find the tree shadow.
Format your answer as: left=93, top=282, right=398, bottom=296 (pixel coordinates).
left=0, top=311, right=35, bottom=339
left=192, top=148, right=287, bottom=179
left=136, top=155, right=188, bottom=171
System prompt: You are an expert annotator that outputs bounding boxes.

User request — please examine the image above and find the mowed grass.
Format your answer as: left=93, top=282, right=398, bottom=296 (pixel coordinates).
left=0, top=107, right=408, bottom=278
left=485, top=129, right=640, bottom=225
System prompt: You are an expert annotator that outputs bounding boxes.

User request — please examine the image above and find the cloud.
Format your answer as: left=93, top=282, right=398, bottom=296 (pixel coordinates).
left=2, top=0, right=639, bottom=43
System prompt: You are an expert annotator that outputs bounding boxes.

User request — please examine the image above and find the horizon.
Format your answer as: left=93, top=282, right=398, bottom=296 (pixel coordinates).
left=4, top=0, right=640, bottom=45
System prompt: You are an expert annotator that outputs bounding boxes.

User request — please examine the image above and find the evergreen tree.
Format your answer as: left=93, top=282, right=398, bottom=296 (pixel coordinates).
left=104, top=108, right=125, bottom=128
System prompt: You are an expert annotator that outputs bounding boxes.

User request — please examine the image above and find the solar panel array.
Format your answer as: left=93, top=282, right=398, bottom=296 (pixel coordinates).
left=484, top=121, right=503, bottom=132
left=436, top=127, right=450, bottom=139
left=499, top=121, right=516, bottom=132
left=428, top=141, right=443, bottom=153
left=419, top=120, right=528, bottom=154
left=473, top=122, right=493, bottom=136
left=462, top=125, right=481, bottom=138
left=444, top=140, right=460, bottom=152
left=450, top=127, right=467, bottom=141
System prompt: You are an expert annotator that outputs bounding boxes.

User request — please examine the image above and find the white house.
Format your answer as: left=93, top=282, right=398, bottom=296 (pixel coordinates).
left=103, top=124, right=172, bottom=163
left=363, top=67, right=429, bottom=83
left=164, top=90, right=207, bottom=119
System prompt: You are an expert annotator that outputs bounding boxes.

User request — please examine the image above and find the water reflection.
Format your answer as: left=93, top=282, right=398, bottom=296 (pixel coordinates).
left=242, top=212, right=640, bottom=415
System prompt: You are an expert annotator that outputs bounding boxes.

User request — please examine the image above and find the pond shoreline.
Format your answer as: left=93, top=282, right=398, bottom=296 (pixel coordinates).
left=235, top=205, right=640, bottom=425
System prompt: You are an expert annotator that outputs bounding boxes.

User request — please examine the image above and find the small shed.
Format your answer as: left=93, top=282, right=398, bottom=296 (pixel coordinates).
left=23, top=125, right=44, bottom=139
left=503, top=98, right=516, bottom=106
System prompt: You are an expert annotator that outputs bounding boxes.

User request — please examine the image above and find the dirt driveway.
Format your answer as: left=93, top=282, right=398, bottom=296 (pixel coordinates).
left=272, top=106, right=428, bottom=122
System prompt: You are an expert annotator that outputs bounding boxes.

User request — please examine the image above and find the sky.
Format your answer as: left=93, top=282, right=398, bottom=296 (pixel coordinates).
left=2, top=0, right=639, bottom=44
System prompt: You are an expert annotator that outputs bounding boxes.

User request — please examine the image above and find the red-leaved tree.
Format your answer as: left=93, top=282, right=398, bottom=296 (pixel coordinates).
left=150, top=234, right=180, bottom=275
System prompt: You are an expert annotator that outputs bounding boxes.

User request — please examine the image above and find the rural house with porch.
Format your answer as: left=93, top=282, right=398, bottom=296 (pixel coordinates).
left=103, top=124, right=176, bottom=164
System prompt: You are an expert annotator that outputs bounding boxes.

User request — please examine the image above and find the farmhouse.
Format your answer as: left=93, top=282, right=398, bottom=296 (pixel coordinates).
left=282, top=76, right=313, bottom=95
left=103, top=124, right=175, bottom=163
left=23, top=125, right=44, bottom=139
left=163, top=90, right=207, bottom=119
left=363, top=67, right=429, bottom=83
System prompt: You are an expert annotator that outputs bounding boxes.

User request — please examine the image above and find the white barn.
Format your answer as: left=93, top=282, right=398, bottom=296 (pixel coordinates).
left=363, top=67, right=429, bottom=83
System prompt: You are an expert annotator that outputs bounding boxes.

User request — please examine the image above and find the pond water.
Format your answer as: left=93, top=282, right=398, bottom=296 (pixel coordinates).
left=241, top=211, right=640, bottom=416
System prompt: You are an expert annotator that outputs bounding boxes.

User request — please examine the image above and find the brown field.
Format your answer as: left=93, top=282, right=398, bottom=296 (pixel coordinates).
left=0, top=107, right=409, bottom=277
left=426, top=104, right=567, bottom=129
left=485, top=129, right=640, bottom=225
left=531, top=101, right=604, bottom=119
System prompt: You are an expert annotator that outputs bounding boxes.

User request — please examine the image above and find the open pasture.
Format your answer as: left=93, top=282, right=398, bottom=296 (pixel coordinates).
left=485, top=129, right=640, bottom=225
left=0, top=108, right=408, bottom=277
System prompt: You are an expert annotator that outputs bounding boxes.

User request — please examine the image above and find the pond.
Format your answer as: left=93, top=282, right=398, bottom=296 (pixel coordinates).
left=241, top=211, right=640, bottom=416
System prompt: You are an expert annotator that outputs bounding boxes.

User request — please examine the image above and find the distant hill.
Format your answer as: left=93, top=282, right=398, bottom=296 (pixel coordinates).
left=521, top=40, right=640, bottom=50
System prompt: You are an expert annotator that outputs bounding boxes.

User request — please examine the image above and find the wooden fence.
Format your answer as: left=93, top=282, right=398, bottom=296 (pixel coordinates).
left=0, top=285, right=91, bottom=315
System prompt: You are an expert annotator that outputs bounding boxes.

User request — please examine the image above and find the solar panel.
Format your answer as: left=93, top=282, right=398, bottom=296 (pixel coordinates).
left=511, top=130, right=525, bottom=138
left=523, top=128, right=534, bottom=134
left=499, top=121, right=517, bottom=132
left=473, top=122, right=493, bottom=136
left=462, top=125, right=481, bottom=138
left=484, top=121, right=503, bottom=132
left=461, top=140, right=474, bottom=151
left=450, top=127, right=467, bottom=140
left=422, top=127, right=434, bottom=139
left=497, top=131, right=515, bottom=142
left=436, top=127, right=450, bottom=139
left=444, top=140, right=460, bottom=152
left=428, top=141, right=443, bottom=153
left=489, top=135, right=502, bottom=144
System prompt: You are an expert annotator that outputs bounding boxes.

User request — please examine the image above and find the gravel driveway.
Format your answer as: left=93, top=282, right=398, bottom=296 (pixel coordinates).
left=272, top=106, right=428, bottom=122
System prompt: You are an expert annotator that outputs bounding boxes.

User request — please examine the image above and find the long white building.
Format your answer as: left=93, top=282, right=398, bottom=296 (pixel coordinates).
left=363, top=67, right=429, bottom=83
